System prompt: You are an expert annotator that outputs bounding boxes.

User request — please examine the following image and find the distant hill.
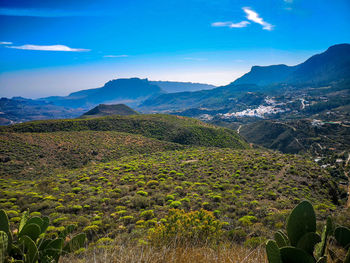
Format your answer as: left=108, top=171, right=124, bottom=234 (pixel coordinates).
left=233, top=44, right=350, bottom=86
left=0, top=97, right=84, bottom=125
left=138, top=84, right=259, bottom=112
left=240, top=119, right=350, bottom=155
left=0, top=114, right=248, bottom=149
left=150, top=81, right=216, bottom=93
left=139, top=44, right=350, bottom=114
left=39, top=78, right=163, bottom=108
left=81, top=104, right=138, bottom=118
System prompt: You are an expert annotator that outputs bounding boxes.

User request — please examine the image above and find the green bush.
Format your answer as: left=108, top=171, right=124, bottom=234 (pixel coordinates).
left=148, top=209, right=224, bottom=246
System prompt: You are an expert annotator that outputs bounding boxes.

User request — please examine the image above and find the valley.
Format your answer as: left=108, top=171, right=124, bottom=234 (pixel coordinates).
left=0, top=43, right=349, bottom=262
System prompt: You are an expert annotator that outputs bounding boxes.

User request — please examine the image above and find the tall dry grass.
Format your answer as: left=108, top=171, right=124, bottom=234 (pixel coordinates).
left=60, top=242, right=267, bottom=263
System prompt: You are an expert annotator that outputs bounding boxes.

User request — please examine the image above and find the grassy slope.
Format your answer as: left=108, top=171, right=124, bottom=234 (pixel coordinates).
left=0, top=114, right=248, bottom=149
left=0, top=131, right=183, bottom=178
left=0, top=147, right=340, bottom=242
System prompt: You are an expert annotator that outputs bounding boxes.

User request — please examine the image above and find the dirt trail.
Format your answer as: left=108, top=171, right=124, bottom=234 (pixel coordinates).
left=237, top=125, right=242, bottom=134
left=275, top=164, right=290, bottom=183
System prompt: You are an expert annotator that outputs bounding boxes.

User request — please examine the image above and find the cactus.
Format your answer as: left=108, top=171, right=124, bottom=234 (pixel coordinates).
left=344, top=249, right=350, bottom=263
left=0, top=231, right=8, bottom=263
left=58, top=224, right=76, bottom=239
left=334, top=227, right=350, bottom=249
left=20, top=235, right=38, bottom=263
left=296, top=232, right=321, bottom=255
left=316, top=256, right=327, bottom=263
left=19, top=210, right=29, bottom=233
left=0, top=209, right=86, bottom=263
left=62, top=233, right=86, bottom=254
left=18, top=223, right=41, bottom=242
left=315, top=217, right=333, bottom=260
left=280, top=246, right=315, bottom=263
left=274, top=231, right=289, bottom=248
left=41, top=238, right=64, bottom=262
left=266, top=201, right=350, bottom=263
left=266, top=240, right=282, bottom=263
left=0, top=209, right=12, bottom=253
left=286, top=201, right=316, bottom=246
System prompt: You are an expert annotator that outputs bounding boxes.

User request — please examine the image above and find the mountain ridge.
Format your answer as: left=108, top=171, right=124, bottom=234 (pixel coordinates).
left=233, top=43, right=350, bottom=86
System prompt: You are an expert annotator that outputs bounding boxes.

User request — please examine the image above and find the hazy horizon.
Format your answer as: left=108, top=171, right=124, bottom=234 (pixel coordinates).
left=1, top=0, right=349, bottom=98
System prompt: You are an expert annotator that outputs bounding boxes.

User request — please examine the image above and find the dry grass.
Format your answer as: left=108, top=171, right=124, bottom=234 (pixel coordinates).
left=60, top=243, right=267, bottom=263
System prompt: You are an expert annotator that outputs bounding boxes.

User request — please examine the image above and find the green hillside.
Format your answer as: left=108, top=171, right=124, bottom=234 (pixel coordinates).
left=0, top=131, right=183, bottom=179
left=0, top=147, right=340, bottom=244
left=240, top=119, right=350, bottom=156
left=0, top=114, right=248, bottom=149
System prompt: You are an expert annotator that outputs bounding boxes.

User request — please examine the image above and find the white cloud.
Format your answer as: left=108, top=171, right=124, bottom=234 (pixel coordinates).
left=211, top=21, right=250, bottom=28
left=6, top=44, right=90, bottom=52
left=284, top=0, right=293, bottom=3
left=243, top=7, right=274, bottom=31
left=103, top=55, right=128, bottom=58
left=0, top=41, right=12, bottom=45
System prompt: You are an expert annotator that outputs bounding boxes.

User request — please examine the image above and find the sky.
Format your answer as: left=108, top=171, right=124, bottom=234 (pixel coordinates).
left=0, top=0, right=349, bottom=98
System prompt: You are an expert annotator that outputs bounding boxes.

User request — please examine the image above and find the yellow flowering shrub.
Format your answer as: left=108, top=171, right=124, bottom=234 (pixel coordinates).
left=148, top=209, right=223, bottom=246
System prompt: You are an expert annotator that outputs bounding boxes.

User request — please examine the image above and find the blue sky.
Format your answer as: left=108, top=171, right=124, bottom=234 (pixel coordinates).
left=0, top=0, right=349, bottom=98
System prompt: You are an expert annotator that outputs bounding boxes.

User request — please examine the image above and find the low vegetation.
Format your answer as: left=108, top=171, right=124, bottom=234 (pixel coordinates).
left=0, top=147, right=343, bottom=248
left=0, top=131, right=183, bottom=178
left=0, top=114, right=248, bottom=149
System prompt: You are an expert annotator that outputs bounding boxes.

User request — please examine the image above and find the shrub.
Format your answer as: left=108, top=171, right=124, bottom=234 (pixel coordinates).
left=72, top=187, right=82, bottom=193
left=148, top=209, right=223, bottom=246
left=169, top=201, right=182, bottom=208
left=140, top=210, right=154, bottom=220
left=146, top=180, right=159, bottom=188
left=136, top=191, right=148, bottom=197
left=238, top=215, right=258, bottom=226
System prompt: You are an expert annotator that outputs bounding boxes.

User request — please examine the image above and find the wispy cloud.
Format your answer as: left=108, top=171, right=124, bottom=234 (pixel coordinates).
left=211, top=21, right=250, bottom=28
left=103, top=55, right=128, bottom=58
left=6, top=44, right=90, bottom=52
left=0, top=8, right=99, bottom=17
left=243, top=7, right=274, bottom=30
left=0, top=41, right=12, bottom=45
left=284, top=0, right=293, bottom=3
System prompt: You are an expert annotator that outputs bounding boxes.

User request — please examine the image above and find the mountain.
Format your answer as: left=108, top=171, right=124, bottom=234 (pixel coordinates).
left=39, top=78, right=163, bottom=109
left=81, top=104, right=138, bottom=118
left=233, top=43, right=350, bottom=86
left=149, top=81, right=216, bottom=93
left=0, top=97, right=84, bottom=125
left=138, top=84, right=259, bottom=112
left=139, top=44, right=350, bottom=115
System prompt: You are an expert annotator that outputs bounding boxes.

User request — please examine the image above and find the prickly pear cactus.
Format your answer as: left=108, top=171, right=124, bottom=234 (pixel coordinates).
left=0, top=231, right=8, bottom=263
left=335, top=226, right=350, bottom=249
left=286, top=201, right=316, bottom=246
left=266, top=240, right=282, bottom=263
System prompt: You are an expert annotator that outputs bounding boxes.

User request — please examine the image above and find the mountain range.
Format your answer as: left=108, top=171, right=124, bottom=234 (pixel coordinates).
left=0, top=43, right=349, bottom=125
left=233, top=44, right=350, bottom=86
left=139, top=44, right=350, bottom=113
